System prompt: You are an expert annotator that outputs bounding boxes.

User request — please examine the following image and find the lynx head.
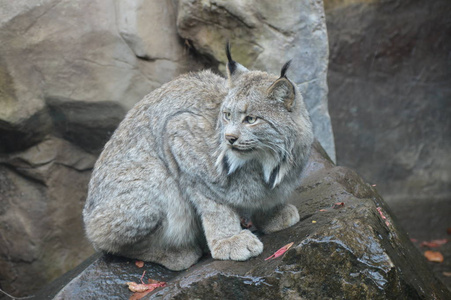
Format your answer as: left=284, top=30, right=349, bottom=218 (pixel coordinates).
left=216, top=43, right=312, bottom=189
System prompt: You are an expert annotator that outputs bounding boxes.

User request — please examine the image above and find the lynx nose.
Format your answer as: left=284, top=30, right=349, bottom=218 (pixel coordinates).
left=225, top=134, right=238, bottom=145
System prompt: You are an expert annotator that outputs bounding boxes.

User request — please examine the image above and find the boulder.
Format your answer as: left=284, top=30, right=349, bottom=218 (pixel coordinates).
left=325, top=0, right=451, bottom=288
left=0, top=137, right=96, bottom=297
left=0, top=0, right=201, bottom=154
left=325, top=1, right=451, bottom=229
left=35, top=142, right=450, bottom=299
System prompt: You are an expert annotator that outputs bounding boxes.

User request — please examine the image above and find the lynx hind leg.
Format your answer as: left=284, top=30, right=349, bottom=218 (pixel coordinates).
left=85, top=164, right=202, bottom=268
left=253, top=204, right=300, bottom=234
left=83, top=192, right=164, bottom=255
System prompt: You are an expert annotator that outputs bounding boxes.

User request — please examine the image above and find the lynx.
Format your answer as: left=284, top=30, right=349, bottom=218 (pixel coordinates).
left=83, top=45, right=313, bottom=271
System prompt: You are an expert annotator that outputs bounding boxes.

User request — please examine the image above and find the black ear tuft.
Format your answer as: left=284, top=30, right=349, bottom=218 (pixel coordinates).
left=280, top=60, right=292, bottom=78
left=226, top=42, right=237, bottom=75
left=226, top=41, right=233, bottom=62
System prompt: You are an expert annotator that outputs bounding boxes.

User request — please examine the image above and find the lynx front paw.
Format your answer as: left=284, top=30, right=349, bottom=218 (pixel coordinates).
left=211, top=230, right=263, bottom=261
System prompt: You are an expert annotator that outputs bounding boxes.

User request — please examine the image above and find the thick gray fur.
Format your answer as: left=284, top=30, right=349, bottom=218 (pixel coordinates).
left=83, top=51, right=313, bottom=271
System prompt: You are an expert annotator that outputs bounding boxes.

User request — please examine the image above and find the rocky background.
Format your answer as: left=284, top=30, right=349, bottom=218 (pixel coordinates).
left=0, top=0, right=449, bottom=298
left=0, top=0, right=333, bottom=297
left=325, top=0, right=451, bottom=288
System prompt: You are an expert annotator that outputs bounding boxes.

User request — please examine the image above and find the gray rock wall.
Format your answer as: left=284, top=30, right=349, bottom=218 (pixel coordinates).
left=325, top=0, right=450, bottom=238
left=0, top=0, right=334, bottom=297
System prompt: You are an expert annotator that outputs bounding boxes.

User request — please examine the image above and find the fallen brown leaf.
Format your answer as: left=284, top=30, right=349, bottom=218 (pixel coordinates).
left=420, top=239, right=448, bottom=248
left=126, top=271, right=166, bottom=298
left=443, top=271, right=451, bottom=277
left=333, top=202, right=345, bottom=209
left=129, top=290, right=151, bottom=300
left=424, top=250, right=444, bottom=263
left=376, top=207, right=390, bottom=227
left=135, top=260, right=144, bottom=268
left=265, top=242, right=294, bottom=261
left=127, top=281, right=166, bottom=293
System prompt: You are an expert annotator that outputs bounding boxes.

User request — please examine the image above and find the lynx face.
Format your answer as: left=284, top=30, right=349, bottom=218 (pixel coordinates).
left=216, top=61, right=301, bottom=189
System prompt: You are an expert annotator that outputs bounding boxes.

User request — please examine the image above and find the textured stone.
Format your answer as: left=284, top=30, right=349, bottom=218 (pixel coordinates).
left=36, top=142, right=450, bottom=300
left=176, top=0, right=336, bottom=161
left=0, top=0, right=200, bottom=154
left=0, top=137, right=96, bottom=297
left=326, top=0, right=451, bottom=200
left=325, top=0, right=451, bottom=288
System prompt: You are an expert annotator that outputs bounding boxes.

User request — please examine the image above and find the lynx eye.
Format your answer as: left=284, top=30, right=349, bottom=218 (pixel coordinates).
left=223, top=112, right=231, bottom=121
left=244, top=116, right=258, bottom=124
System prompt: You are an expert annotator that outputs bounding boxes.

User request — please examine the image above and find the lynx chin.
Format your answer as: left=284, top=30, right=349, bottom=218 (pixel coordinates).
left=83, top=44, right=314, bottom=271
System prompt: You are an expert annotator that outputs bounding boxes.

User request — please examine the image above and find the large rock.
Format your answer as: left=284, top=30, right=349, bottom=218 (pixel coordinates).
left=35, top=142, right=450, bottom=299
left=0, top=137, right=96, bottom=297
left=0, top=0, right=201, bottom=154
left=325, top=0, right=451, bottom=288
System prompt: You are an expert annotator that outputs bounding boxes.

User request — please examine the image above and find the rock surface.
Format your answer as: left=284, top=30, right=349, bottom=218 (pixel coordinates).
left=325, top=0, right=451, bottom=289
left=35, top=142, right=451, bottom=300
left=0, top=0, right=201, bottom=154
left=0, top=0, right=335, bottom=296
left=0, top=137, right=96, bottom=296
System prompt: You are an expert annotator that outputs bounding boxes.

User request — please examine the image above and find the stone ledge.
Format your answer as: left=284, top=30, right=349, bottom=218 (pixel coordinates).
left=36, top=141, right=450, bottom=299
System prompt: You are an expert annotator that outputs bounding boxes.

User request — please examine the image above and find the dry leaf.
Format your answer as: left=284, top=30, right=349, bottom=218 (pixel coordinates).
left=424, top=250, right=444, bottom=263
left=333, top=202, right=345, bottom=209
left=376, top=207, right=390, bottom=227
left=443, top=271, right=451, bottom=277
left=420, top=239, right=448, bottom=248
left=128, top=279, right=167, bottom=300
left=410, top=238, right=418, bottom=243
left=265, top=242, right=294, bottom=261
left=135, top=260, right=144, bottom=268
left=126, top=271, right=166, bottom=295
left=130, top=291, right=151, bottom=300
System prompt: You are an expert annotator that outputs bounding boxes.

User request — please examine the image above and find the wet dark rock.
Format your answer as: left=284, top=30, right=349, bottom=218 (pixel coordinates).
left=325, top=0, right=451, bottom=248
left=36, top=142, right=451, bottom=299
left=325, top=0, right=451, bottom=290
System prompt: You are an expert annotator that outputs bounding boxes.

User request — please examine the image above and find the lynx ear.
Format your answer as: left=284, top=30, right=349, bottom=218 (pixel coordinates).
left=267, top=61, right=295, bottom=111
left=226, top=42, right=248, bottom=85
